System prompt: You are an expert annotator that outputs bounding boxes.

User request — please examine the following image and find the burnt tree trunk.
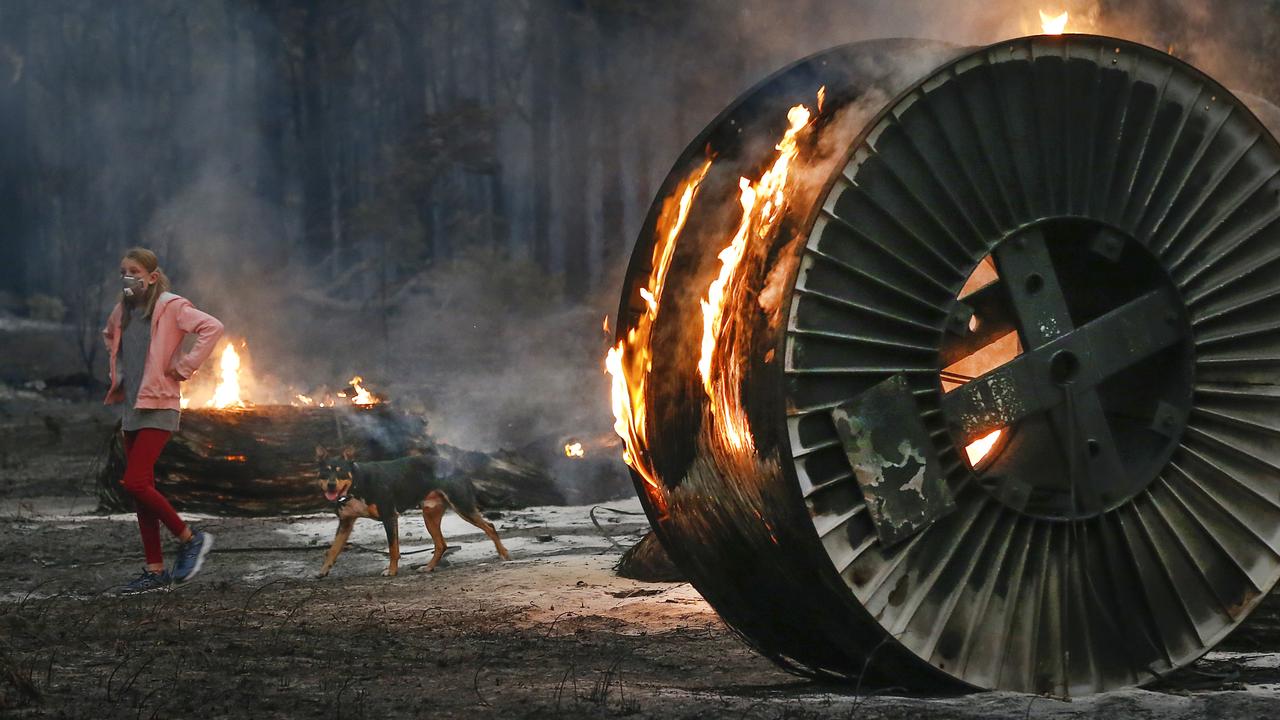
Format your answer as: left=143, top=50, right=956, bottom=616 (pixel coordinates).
left=97, top=405, right=563, bottom=515
left=593, top=9, right=626, bottom=264
left=556, top=4, right=590, bottom=301
left=0, top=4, right=29, bottom=298
left=529, top=1, right=556, bottom=273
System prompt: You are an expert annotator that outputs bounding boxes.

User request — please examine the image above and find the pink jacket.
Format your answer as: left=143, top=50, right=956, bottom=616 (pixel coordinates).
left=102, top=291, right=225, bottom=410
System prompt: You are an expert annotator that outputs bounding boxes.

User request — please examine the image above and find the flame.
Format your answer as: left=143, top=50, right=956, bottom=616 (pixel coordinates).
left=965, top=428, right=1003, bottom=466
left=605, top=159, right=713, bottom=513
left=698, top=103, right=814, bottom=451
left=564, top=442, right=585, bottom=458
left=182, top=337, right=382, bottom=409
left=180, top=388, right=190, bottom=409
left=348, top=376, right=379, bottom=405
left=207, top=343, right=247, bottom=409
left=602, top=315, right=610, bottom=336
left=605, top=94, right=816, bottom=509
left=1040, top=9, right=1069, bottom=34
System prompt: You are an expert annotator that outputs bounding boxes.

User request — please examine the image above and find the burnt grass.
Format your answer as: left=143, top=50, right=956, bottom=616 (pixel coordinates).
left=5, top=395, right=1280, bottom=718
left=0, top=392, right=790, bottom=718
left=0, top=499, right=788, bottom=719
left=7, top=543, right=1280, bottom=720
left=1, top=577, right=755, bottom=718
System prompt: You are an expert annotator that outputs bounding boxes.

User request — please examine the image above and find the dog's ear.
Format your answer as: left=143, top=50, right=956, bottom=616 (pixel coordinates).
left=315, top=445, right=329, bottom=461
left=341, top=445, right=357, bottom=461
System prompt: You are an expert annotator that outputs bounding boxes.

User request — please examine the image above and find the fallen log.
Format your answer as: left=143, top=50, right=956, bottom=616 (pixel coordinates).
left=96, top=405, right=563, bottom=515
left=514, top=432, right=633, bottom=504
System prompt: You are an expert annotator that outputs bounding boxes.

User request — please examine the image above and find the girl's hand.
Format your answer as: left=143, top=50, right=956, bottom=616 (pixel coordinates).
left=165, top=368, right=186, bottom=381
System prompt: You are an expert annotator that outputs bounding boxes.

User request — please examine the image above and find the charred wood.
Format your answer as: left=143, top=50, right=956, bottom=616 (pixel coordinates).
left=96, top=405, right=563, bottom=515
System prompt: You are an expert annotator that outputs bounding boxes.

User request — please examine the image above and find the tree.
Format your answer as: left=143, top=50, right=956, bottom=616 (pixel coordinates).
left=0, top=1, right=31, bottom=302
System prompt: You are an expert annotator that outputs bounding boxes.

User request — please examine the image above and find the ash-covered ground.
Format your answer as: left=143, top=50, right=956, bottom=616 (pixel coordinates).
left=3, top=391, right=1280, bottom=718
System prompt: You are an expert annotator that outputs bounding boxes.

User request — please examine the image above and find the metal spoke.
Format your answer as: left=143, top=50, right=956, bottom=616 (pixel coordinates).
left=991, top=228, right=1072, bottom=347
left=992, top=230, right=1128, bottom=501
left=942, top=286, right=1184, bottom=443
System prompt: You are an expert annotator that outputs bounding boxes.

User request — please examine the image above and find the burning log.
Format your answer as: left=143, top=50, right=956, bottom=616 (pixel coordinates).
left=97, top=405, right=563, bottom=515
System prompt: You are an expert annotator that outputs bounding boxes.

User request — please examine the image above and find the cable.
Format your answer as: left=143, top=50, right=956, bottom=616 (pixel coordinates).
left=590, top=505, right=649, bottom=552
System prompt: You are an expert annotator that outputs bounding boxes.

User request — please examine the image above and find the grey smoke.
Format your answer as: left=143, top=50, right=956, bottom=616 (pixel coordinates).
left=92, top=0, right=1280, bottom=460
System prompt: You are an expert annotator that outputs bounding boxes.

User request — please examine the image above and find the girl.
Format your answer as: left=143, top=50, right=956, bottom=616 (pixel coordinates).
left=102, top=248, right=224, bottom=594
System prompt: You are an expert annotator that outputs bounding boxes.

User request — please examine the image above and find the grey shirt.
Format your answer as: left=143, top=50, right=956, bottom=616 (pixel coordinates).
left=119, top=304, right=181, bottom=433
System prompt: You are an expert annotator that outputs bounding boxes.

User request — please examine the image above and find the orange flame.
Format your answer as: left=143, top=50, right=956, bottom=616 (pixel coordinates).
left=606, top=159, right=713, bottom=513
left=181, top=337, right=383, bottom=409
left=965, top=428, right=1003, bottom=466
left=698, top=103, right=814, bottom=451
left=1040, top=9, right=1069, bottom=34
left=207, top=343, right=247, bottom=409
left=564, top=442, right=585, bottom=459
left=348, top=376, right=380, bottom=406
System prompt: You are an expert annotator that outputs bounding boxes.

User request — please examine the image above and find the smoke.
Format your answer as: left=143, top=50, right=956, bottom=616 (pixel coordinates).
left=379, top=249, right=616, bottom=450
left=77, top=0, right=1280, bottom=465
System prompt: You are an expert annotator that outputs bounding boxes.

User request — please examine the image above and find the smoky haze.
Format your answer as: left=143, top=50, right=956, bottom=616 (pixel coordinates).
left=0, top=0, right=1277, bottom=454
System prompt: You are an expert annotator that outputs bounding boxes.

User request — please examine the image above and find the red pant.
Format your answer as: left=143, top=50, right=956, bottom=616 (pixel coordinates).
left=122, top=429, right=188, bottom=565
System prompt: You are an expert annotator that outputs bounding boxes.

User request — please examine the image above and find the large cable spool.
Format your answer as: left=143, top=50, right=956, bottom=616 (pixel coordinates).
left=612, top=33, right=1280, bottom=695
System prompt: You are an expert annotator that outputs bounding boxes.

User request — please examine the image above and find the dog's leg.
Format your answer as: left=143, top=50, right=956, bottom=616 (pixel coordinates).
left=417, top=492, right=448, bottom=573
left=316, top=516, right=355, bottom=578
left=460, top=510, right=511, bottom=561
left=382, top=515, right=400, bottom=576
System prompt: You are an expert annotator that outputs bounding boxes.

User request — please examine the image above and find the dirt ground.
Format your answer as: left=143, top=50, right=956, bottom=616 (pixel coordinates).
left=4, top=393, right=1280, bottom=718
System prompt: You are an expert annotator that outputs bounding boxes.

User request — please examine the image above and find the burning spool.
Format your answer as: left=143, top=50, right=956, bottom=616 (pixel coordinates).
left=613, top=34, right=1280, bottom=695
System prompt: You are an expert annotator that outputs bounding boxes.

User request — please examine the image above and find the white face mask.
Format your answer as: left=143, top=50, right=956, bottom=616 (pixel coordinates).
left=121, top=274, right=147, bottom=298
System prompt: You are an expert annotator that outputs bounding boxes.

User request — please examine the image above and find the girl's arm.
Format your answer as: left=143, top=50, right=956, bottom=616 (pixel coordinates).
left=171, top=301, right=225, bottom=379
left=101, top=303, right=122, bottom=352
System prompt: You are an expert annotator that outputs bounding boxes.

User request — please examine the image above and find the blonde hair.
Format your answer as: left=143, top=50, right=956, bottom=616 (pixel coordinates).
left=120, top=247, right=171, bottom=328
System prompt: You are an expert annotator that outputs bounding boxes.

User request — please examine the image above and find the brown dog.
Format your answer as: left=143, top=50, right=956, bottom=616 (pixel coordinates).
left=314, top=445, right=511, bottom=577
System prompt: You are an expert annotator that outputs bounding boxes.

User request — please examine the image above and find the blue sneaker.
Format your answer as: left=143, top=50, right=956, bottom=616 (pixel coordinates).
left=173, top=530, right=213, bottom=584
left=120, top=568, right=172, bottom=595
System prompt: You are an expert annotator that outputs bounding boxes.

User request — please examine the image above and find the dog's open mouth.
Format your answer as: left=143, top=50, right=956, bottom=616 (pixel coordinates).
left=324, top=488, right=341, bottom=502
